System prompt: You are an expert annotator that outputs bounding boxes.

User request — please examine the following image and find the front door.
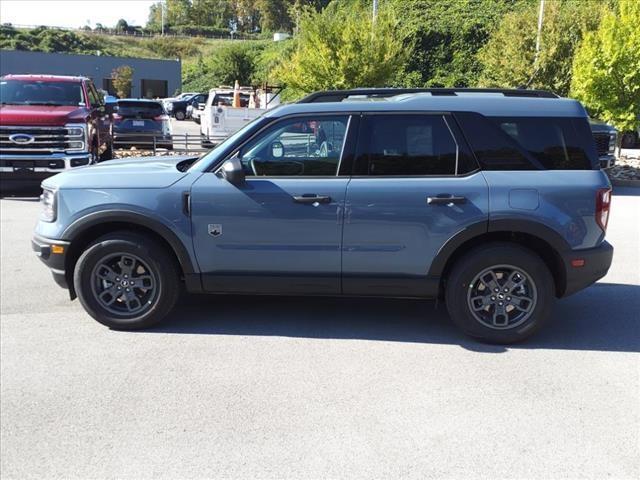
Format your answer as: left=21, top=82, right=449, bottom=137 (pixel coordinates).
left=191, top=114, right=354, bottom=294
left=342, top=113, right=489, bottom=297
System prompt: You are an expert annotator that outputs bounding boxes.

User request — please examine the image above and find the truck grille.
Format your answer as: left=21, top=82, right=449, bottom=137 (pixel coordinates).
left=593, top=133, right=612, bottom=156
left=0, top=126, right=84, bottom=154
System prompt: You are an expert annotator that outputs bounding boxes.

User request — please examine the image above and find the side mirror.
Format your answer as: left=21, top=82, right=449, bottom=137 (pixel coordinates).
left=221, top=157, right=245, bottom=185
left=271, top=141, right=284, bottom=158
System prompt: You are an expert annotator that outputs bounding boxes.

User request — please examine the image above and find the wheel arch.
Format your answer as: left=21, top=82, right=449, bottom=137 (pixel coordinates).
left=62, top=211, right=200, bottom=298
left=430, top=220, right=570, bottom=298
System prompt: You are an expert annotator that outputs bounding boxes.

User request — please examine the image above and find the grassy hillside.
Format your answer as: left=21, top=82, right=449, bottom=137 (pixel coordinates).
left=0, top=26, right=266, bottom=93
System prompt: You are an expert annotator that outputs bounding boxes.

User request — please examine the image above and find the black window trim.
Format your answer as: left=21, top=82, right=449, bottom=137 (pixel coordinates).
left=211, top=112, right=360, bottom=179
left=351, top=111, right=479, bottom=179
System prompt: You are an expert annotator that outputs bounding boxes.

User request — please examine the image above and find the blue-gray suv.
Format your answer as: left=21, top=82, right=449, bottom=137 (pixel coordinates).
left=32, top=88, right=614, bottom=343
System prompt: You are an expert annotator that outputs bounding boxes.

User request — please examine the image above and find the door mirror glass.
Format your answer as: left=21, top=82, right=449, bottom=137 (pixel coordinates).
left=271, top=141, right=284, bottom=158
left=221, top=157, right=245, bottom=185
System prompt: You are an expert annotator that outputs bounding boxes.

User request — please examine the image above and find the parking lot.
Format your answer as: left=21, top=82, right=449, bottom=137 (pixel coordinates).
left=1, top=187, right=638, bottom=479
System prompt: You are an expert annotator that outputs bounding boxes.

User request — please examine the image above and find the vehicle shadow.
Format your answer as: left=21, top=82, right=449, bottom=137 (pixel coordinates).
left=151, top=282, right=639, bottom=353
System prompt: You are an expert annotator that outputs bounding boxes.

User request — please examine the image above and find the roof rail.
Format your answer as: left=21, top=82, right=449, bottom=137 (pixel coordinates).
left=297, top=88, right=559, bottom=103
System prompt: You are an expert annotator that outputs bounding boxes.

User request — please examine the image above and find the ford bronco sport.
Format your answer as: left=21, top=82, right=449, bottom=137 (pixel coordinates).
left=32, top=88, right=613, bottom=343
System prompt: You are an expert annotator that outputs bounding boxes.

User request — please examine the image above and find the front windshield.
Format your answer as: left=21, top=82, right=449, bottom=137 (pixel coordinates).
left=188, top=114, right=268, bottom=171
left=0, top=80, right=84, bottom=106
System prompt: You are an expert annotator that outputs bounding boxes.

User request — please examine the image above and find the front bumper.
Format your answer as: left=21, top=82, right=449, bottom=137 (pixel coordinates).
left=0, top=152, right=92, bottom=187
left=560, top=241, right=613, bottom=297
left=31, top=234, right=70, bottom=290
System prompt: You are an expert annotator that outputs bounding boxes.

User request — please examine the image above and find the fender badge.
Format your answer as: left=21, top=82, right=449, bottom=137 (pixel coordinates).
left=208, top=224, right=222, bottom=237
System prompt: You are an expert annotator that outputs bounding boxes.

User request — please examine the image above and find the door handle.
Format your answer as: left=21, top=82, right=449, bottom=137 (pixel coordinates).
left=427, top=195, right=467, bottom=205
left=293, top=194, right=332, bottom=205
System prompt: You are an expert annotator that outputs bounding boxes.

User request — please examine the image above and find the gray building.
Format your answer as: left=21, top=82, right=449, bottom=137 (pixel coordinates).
left=0, top=50, right=181, bottom=98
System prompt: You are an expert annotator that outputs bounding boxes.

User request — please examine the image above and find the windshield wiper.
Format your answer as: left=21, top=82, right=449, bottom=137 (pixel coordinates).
left=23, top=101, right=70, bottom=106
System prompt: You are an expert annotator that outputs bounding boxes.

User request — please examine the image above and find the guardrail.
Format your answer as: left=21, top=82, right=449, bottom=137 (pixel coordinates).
left=113, top=133, right=212, bottom=155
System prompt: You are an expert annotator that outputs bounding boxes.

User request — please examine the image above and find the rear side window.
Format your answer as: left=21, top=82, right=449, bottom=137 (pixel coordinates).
left=355, top=115, right=459, bottom=176
left=492, top=117, right=595, bottom=170
left=455, top=112, right=596, bottom=170
left=117, top=101, right=164, bottom=118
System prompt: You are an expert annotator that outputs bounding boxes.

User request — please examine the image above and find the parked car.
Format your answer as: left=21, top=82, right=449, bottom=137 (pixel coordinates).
left=164, top=92, right=204, bottom=120
left=0, top=74, right=115, bottom=191
left=186, top=94, right=208, bottom=124
left=589, top=119, right=618, bottom=168
left=112, top=99, right=173, bottom=150
left=32, top=88, right=613, bottom=344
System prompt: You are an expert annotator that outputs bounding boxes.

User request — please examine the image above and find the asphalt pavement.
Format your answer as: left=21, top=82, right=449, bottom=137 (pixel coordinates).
left=0, top=187, right=639, bottom=479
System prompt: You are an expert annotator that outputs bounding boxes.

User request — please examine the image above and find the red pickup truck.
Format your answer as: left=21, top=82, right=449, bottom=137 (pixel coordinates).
left=0, top=74, right=115, bottom=192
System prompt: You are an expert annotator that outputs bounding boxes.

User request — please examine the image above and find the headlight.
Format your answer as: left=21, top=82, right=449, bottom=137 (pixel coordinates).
left=65, top=123, right=87, bottom=152
left=609, top=133, right=617, bottom=154
left=40, top=188, right=57, bottom=222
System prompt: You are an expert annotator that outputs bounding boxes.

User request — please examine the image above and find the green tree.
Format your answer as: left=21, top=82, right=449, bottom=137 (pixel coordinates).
left=208, top=42, right=259, bottom=85
left=478, top=0, right=607, bottom=96
left=115, top=19, right=129, bottom=33
left=111, top=65, right=134, bottom=98
left=190, top=0, right=234, bottom=29
left=392, top=0, right=523, bottom=88
left=571, top=0, right=640, bottom=132
left=256, top=0, right=292, bottom=32
left=276, top=1, right=408, bottom=99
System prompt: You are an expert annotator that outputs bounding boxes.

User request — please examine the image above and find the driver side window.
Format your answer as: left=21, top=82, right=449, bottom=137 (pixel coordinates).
left=238, top=115, right=349, bottom=177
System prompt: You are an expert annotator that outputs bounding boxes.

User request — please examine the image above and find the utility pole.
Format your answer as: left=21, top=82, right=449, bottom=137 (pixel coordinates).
left=534, top=0, right=545, bottom=62
left=161, top=0, right=165, bottom=36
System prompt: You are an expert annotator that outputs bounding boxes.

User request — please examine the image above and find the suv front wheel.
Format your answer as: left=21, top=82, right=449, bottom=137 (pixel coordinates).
left=74, top=232, right=181, bottom=330
left=445, top=243, right=555, bottom=344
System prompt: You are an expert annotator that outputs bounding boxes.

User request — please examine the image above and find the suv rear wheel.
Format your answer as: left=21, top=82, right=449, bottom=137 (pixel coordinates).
left=74, top=232, right=181, bottom=330
left=445, top=243, right=554, bottom=344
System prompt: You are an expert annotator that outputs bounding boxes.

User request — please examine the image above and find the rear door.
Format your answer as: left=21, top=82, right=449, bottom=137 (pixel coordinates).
left=342, top=113, right=489, bottom=297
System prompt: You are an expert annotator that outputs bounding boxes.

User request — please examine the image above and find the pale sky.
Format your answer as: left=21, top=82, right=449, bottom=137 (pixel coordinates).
left=0, top=0, right=157, bottom=29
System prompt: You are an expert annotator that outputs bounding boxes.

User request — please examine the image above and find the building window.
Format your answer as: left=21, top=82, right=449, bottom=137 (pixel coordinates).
left=141, top=79, right=168, bottom=99
left=102, top=78, right=117, bottom=97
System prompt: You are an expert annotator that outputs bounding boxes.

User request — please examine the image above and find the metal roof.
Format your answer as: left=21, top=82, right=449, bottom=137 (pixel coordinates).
left=266, top=91, right=587, bottom=118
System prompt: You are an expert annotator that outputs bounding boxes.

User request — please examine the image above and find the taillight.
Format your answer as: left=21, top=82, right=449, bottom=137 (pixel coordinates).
left=154, top=114, right=169, bottom=121
left=112, top=113, right=122, bottom=122
left=595, top=187, right=612, bottom=232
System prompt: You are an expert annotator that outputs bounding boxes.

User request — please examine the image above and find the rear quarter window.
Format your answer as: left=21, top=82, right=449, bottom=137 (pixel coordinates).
left=455, top=112, right=597, bottom=170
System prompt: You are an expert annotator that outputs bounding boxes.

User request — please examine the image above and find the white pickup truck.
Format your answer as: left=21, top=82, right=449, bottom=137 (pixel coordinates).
left=200, top=87, right=280, bottom=146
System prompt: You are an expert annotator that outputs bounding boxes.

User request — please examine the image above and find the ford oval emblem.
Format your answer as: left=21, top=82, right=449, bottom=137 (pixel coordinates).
left=9, top=133, right=35, bottom=145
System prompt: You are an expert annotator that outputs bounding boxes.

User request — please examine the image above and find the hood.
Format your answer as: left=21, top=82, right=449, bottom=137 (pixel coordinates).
left=589, top=118, right=617, bottom=134
left=0, top=105, right=89, bottom=126
left=42, top=155, right=199, bottom=190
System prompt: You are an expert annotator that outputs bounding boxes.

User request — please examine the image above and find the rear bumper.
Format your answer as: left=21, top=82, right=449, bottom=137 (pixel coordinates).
left=31, top=233, right=70, bottom=290
left=560, top=241, right=613, bottom=297
left=113, top=134, right=173, bottom=149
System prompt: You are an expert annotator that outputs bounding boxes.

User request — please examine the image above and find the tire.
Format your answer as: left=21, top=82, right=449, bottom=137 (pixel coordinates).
left=89, top=142, right=99, bottom=164
left=74, top=232, right=181, bottom=330
left=100, top=141, right=114, bottom=161
left=445, top=242, right=555, bottom=344
left=175, top=110, right=186, bottom=121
